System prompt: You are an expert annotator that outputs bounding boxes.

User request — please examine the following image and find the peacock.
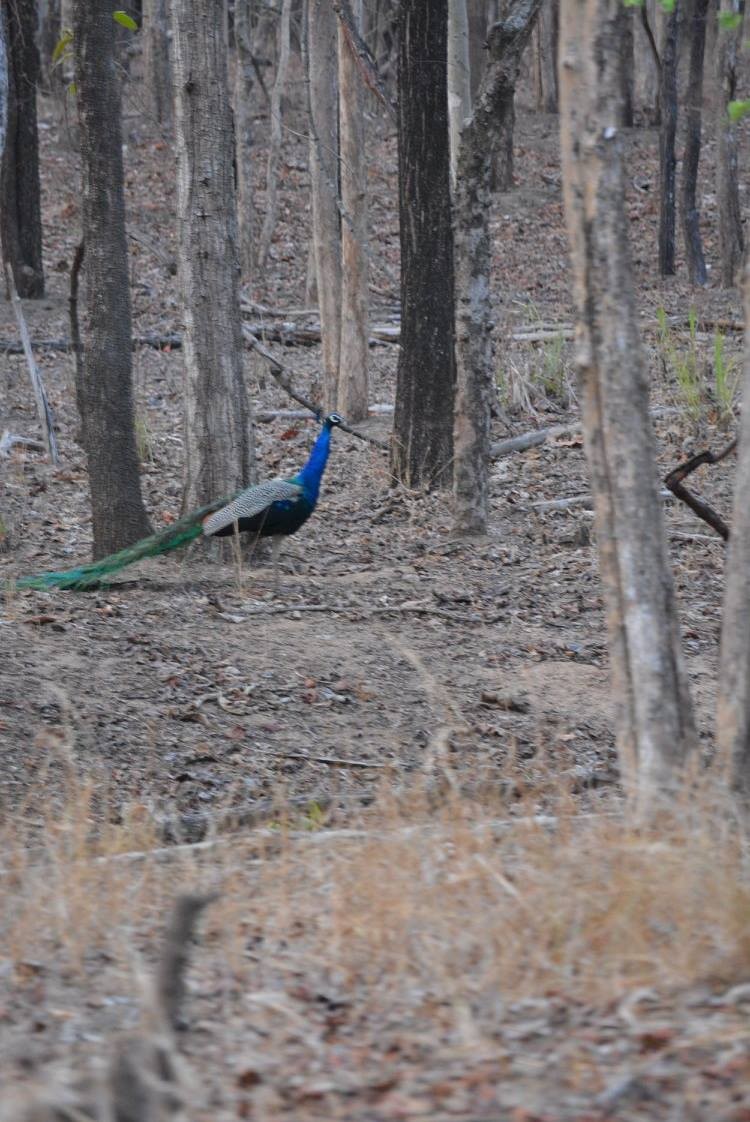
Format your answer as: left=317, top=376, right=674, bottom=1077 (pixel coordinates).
left=15, top=413, right=343, bottom=592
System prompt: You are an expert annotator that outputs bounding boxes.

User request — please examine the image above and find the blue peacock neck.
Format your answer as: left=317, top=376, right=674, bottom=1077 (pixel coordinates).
left=293, top=419, right=334, bottom=504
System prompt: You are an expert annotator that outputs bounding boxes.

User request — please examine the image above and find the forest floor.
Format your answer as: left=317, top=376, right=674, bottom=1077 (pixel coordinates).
left=1, top=72, right=750, bottom=1121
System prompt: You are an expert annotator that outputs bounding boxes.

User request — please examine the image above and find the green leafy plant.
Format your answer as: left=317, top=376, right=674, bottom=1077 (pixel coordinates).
left=113, top=10, right=139, bottom=30
left=656, top=306, right=702, bottom=424
left=134, top=414, right=154, bottom=464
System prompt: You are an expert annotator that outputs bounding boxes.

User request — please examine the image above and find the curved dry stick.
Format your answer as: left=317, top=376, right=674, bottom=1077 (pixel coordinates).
left=664, top=437, right=737, bottom=541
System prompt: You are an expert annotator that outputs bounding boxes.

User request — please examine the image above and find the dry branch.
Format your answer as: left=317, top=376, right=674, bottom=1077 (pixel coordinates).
left=664, top=439, right=737, bottom=540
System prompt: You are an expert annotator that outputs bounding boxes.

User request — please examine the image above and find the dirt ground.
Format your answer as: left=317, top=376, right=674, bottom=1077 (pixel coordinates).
left=1, top=68, right=749, bottom=1121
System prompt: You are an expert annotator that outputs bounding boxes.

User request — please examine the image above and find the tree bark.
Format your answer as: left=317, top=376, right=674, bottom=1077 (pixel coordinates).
left=307, top=0, right=341, bottom=411
left=234, top=0, right=255, bottom=279
left=559, top=0, right=696, bottom=807
left=453, top=0, right=541, bottom=535
left=72, top=0, right=151, bottom=557
left=448, top=0, right=472, bottom=186
left=658, top=3, right=679, bottom=276
left=392, top=0, right=455, bottom=490
left=540, top=0, right=558, bottom=112
left=1, top=0, right=44, bottom=299
left=170, top=0, right=254, bottom=512
left=337, top=0, right=369, bottom=421
left=717, top=259, right=750, bottom=793
left=616, top=2, right=634, bottom=127
left=680, top=0, right=709, bottom=286
left=143, top=0, right=172, bottom=127
left=716, top=0, right=744, bottom=287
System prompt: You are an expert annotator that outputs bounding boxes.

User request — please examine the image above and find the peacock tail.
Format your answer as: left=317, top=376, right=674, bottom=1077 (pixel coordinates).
left=15, top=492, right=240, bottom=592
left=13, top=413, right=343, bottom=593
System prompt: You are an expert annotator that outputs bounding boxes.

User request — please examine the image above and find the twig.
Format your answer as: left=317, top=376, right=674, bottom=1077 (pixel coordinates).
left=529, top=489, right=674, bottom=512
left=277, top=752, right=390, bottom=768
left=3, top=263, right=59, bottom=464
left=243, top=327, right=389, bottom=450
left=664, top=439, right=737, bottom=541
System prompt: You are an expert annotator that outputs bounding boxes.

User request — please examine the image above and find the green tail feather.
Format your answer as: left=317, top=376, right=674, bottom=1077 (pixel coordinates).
left=15, top=491, right=241, bottom=592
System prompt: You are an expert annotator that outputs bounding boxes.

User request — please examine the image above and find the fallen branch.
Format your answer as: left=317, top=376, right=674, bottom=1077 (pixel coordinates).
left=491, top=407, right=682, bottom=458
left=528, top=489, right=674, bottom=512
left=0, top=431, right=45, bottom=457
left=4, top=263, right=59, bottom=464
left=664, top=438, right=737, bottom=540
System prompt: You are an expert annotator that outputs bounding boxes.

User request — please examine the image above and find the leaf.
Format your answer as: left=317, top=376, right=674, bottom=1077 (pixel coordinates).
left=658, top=0, right=676, bottom=10
left=718, top=10, right=742, bottom=29
left=728, top=99, right=750, bottom=123
left=67, top=81, right=77, bottom=96
left=51, top=29, right=73, bottom=66
left=623, top=0, right=644, bottom=7
left=113, top=10, right=138, bottom=30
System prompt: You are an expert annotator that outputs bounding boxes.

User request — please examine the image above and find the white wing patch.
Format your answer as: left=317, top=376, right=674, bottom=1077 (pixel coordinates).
left=202, top=480, right=302, bottom=536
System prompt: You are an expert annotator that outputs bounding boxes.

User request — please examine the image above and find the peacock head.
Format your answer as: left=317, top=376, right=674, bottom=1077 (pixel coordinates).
left=325, top=412, right=344, bottom=429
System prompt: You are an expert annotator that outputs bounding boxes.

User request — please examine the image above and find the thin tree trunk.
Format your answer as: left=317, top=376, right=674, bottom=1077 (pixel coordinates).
left=467, top=0, right=487, bottom=100
left=307, top=0, right=341, bottom=410
left=337, top=0, right=368, bottom=421
left=716, top=0, right=744, bottom=287
left=559, top=0, right=696, bottom=807
left=635, top=0, right=660, bottom=125
left=453, top=0, right=541, bottom=534
left=658, top=3, right=679, bottom=276
left=392, top=0, right=455, bottom=490
left=540, top=0, right=558, bottom=112
left=616, top=2, right=634, bottom=126
left=73, top=0, right=151, bottom=557
left=1, top=0, right=44, bottom=298
left=258, top=0, right=292, bottom=272
left=234, top=0, right=255, bottom=279
left=143, top=0, right=172, bottom=127
left=448, top=0, right=472, bottom=186
left=717, top=259, right=750, bottom=793
left=681, top=0, right=709, bottom=285
left=170, top=0, right=254, bottom=512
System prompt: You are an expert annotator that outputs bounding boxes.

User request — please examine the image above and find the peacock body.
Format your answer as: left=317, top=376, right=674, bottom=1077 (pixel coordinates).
left=15, top=413, right=342, bottom=591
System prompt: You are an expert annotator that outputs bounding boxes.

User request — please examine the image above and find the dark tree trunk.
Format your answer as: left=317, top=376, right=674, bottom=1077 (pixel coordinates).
left=717, top=0, right=744, bottom=287
left=616, top=2, right=634, bottom=127
left=1, top=0, right=44, bottom=299
left=658, top=3, right=679, bottom=276
left=681, top=0, right=709, bottom=285
left=392, top=0, right=455, bottom=490
left=73, top=0, right=152, bottom=558
left=453, top=0, right=541, bottom=535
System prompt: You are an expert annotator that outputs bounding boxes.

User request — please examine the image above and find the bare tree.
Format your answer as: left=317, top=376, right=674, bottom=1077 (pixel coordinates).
left=392, top=0, right=455, bottom=490
left=258, top=0, right=292, bottom=272
left=171, top=0, right=254, bottom=511
left=453, top=0, right=541, bottom=535
left=559, top=0, right=696, bottom=807
left=234, top=0, right=255, bottom=279
left=1, top=0, right=44, bottom=298
left=143, top=0, right=172, bottom=127
left=659, top=2, right=679, bottom=275
left=308, top=0, right=341, bottom=410
left=448, top=0, right=472, bottom=186
left=717, top=260, right=750, bottom=793
left=73, top=0, right=151, bottom=556
left=533, top=0, right=558, bottom=112
left=681, top=0, right=709, bottom=285
left=337, top=0, right=369, bottom=421
left=716, top=0, right=744, bottom=287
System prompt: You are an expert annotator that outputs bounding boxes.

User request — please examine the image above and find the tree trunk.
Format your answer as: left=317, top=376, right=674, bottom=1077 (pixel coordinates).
left=540, top=0, right=558, bottom=112
left=453, top=0, right=541, bottom=535
left=307, top=0, right=341, bottom=411
left=559, top=0, right=696, bottom=808
left=616, top=2, right=634, bottom=127
left=467, top=0, right=487, bottom=100
left=143, top=0, right=172, bottom=127
left=234, top=0, right=255, bottom=279
left=717, top=259, right=750, bottom=793
left=1, top=0, right=44, bottom=299
left=448, top=0, right=472, bottom=186
left=170, top=0, right=254, bottom=512
left=258, top=0, right=292, bottom=272
left=38, top=0, right=62, bottom=92
left=716, top=0, right=744, bottom=287
left=392, top=0, right=455, bottom=490
left=635, top=0, right=660, bottom=125
left=658, top=3, right=679, bottom=276
left=337, top=0, right=369, bottom=421
left=72, top=0, right=151, bottom=557
left=681, top=0, right=709, bottom=286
